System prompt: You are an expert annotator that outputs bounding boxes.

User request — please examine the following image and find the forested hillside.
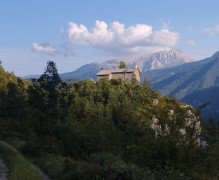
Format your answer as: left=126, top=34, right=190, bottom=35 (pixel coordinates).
left=0, top=61, right=218, bottom=179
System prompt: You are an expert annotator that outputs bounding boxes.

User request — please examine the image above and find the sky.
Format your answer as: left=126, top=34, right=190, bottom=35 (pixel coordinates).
left=1, top=0, right=219, bottom=76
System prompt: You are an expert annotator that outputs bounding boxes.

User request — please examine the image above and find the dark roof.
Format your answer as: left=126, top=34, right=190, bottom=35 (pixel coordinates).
left=97, top=68, right=139, bottom=76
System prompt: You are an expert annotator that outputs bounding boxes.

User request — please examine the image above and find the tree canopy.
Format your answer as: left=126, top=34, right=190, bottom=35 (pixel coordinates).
left=118, top=61, right=126, bottom=68
left=0, top=61, right=218, bottom=180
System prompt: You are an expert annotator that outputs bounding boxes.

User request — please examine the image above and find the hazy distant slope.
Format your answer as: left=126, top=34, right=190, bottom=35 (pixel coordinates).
left=183, top=86, right=219, bottom=120
left=61, top=63, right=100, bottom=79
left=145, top=51, right=219, bottom=120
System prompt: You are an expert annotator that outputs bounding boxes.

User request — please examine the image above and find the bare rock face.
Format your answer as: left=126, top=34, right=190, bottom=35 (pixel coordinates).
left=100, top=49, right=192, bottom=72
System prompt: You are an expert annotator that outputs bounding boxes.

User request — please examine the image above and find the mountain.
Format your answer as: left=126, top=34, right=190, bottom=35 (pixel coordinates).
left=60, top=49, right=192, bottom=80
left=143, top=51, right=219, bottom=121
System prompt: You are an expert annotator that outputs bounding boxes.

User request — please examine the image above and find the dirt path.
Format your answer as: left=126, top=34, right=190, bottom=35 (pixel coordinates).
left=0, top=158, right=8, bottom=180
left=0, top=141, right=50, bottom=180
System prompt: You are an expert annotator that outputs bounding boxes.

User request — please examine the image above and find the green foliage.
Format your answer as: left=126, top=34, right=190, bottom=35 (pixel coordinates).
left=62, top=153, right=191, bottom=180
left=0, top=61, right=218, bottom=179
left=33, top=153, right=65, bottom=179
left=0, top=141, right=43, bottom=180
left=62, top=153, right=148, bottom=180
left=118, top=61, right=126, bottom=69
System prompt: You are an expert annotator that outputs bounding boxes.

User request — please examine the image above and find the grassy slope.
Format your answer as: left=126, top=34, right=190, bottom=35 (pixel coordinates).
left=0, top=141, right=43, bottom=180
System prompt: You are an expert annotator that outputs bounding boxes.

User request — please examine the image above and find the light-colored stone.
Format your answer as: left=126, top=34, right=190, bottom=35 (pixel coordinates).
left=97, top=68, right=140, bottom=82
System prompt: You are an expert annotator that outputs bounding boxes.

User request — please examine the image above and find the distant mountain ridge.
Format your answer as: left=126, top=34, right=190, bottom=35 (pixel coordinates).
left=144, top=51, right=219, bottom=121
left=60, top=49, right=193, bottom=80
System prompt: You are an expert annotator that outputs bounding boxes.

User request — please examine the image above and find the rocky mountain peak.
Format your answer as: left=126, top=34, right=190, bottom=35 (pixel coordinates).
left=138, top=49, right=193, bottom=71
left=99, top=49, right=193, bottom=72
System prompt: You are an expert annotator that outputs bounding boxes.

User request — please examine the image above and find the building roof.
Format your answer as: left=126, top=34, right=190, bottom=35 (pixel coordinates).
left=97, top=68, right=139, bottom=76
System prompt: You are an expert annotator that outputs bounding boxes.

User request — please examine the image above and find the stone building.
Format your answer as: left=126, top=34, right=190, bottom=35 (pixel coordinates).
left=96, top=67, right=140, bottom=82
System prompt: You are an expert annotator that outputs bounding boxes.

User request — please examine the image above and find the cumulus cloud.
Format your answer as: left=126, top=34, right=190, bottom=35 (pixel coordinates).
left=66, top=20, right=179, bottom=55
left=187, top=40, right=196, bottom=46
left=32, top=43, right=57, bottom=55
left=203, top=25, right=219, bottom=35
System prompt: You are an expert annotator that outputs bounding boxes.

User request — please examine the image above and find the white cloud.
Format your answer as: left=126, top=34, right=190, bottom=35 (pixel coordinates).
left=66, top=20, right=179, bottom=55
left=203, top=25, right=219, bottom=35
left=187, top=40, right=196, bottom=46
left=32, top=43, right=57, bottom=55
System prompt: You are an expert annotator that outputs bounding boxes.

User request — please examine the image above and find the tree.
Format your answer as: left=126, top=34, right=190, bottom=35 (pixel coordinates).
left=33, top=61, right=62, bottom=119
left=5, top=78, right=28, bottom=118
left=37, top=61, right=61, bottom=90
left=143, top=77, right=152, bottom=89
left=118, top=61, right=126, bottom=69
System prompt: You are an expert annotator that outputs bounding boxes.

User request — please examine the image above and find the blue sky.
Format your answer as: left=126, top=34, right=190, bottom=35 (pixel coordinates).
left=1, top=0, right=219, bottom=76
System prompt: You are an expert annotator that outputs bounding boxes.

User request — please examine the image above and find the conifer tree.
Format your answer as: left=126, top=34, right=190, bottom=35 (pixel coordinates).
left=118, top=61, right=126, bottom=68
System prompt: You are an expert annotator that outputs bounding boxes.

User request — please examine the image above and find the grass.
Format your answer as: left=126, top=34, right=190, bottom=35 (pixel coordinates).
left=0, top=141, right=43, bottom=180
left=32, top=153, right=64, bottom=179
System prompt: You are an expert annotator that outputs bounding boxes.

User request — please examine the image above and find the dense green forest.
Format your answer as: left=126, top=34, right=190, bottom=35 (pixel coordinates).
left=0, top=61, right=218, bottom=179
